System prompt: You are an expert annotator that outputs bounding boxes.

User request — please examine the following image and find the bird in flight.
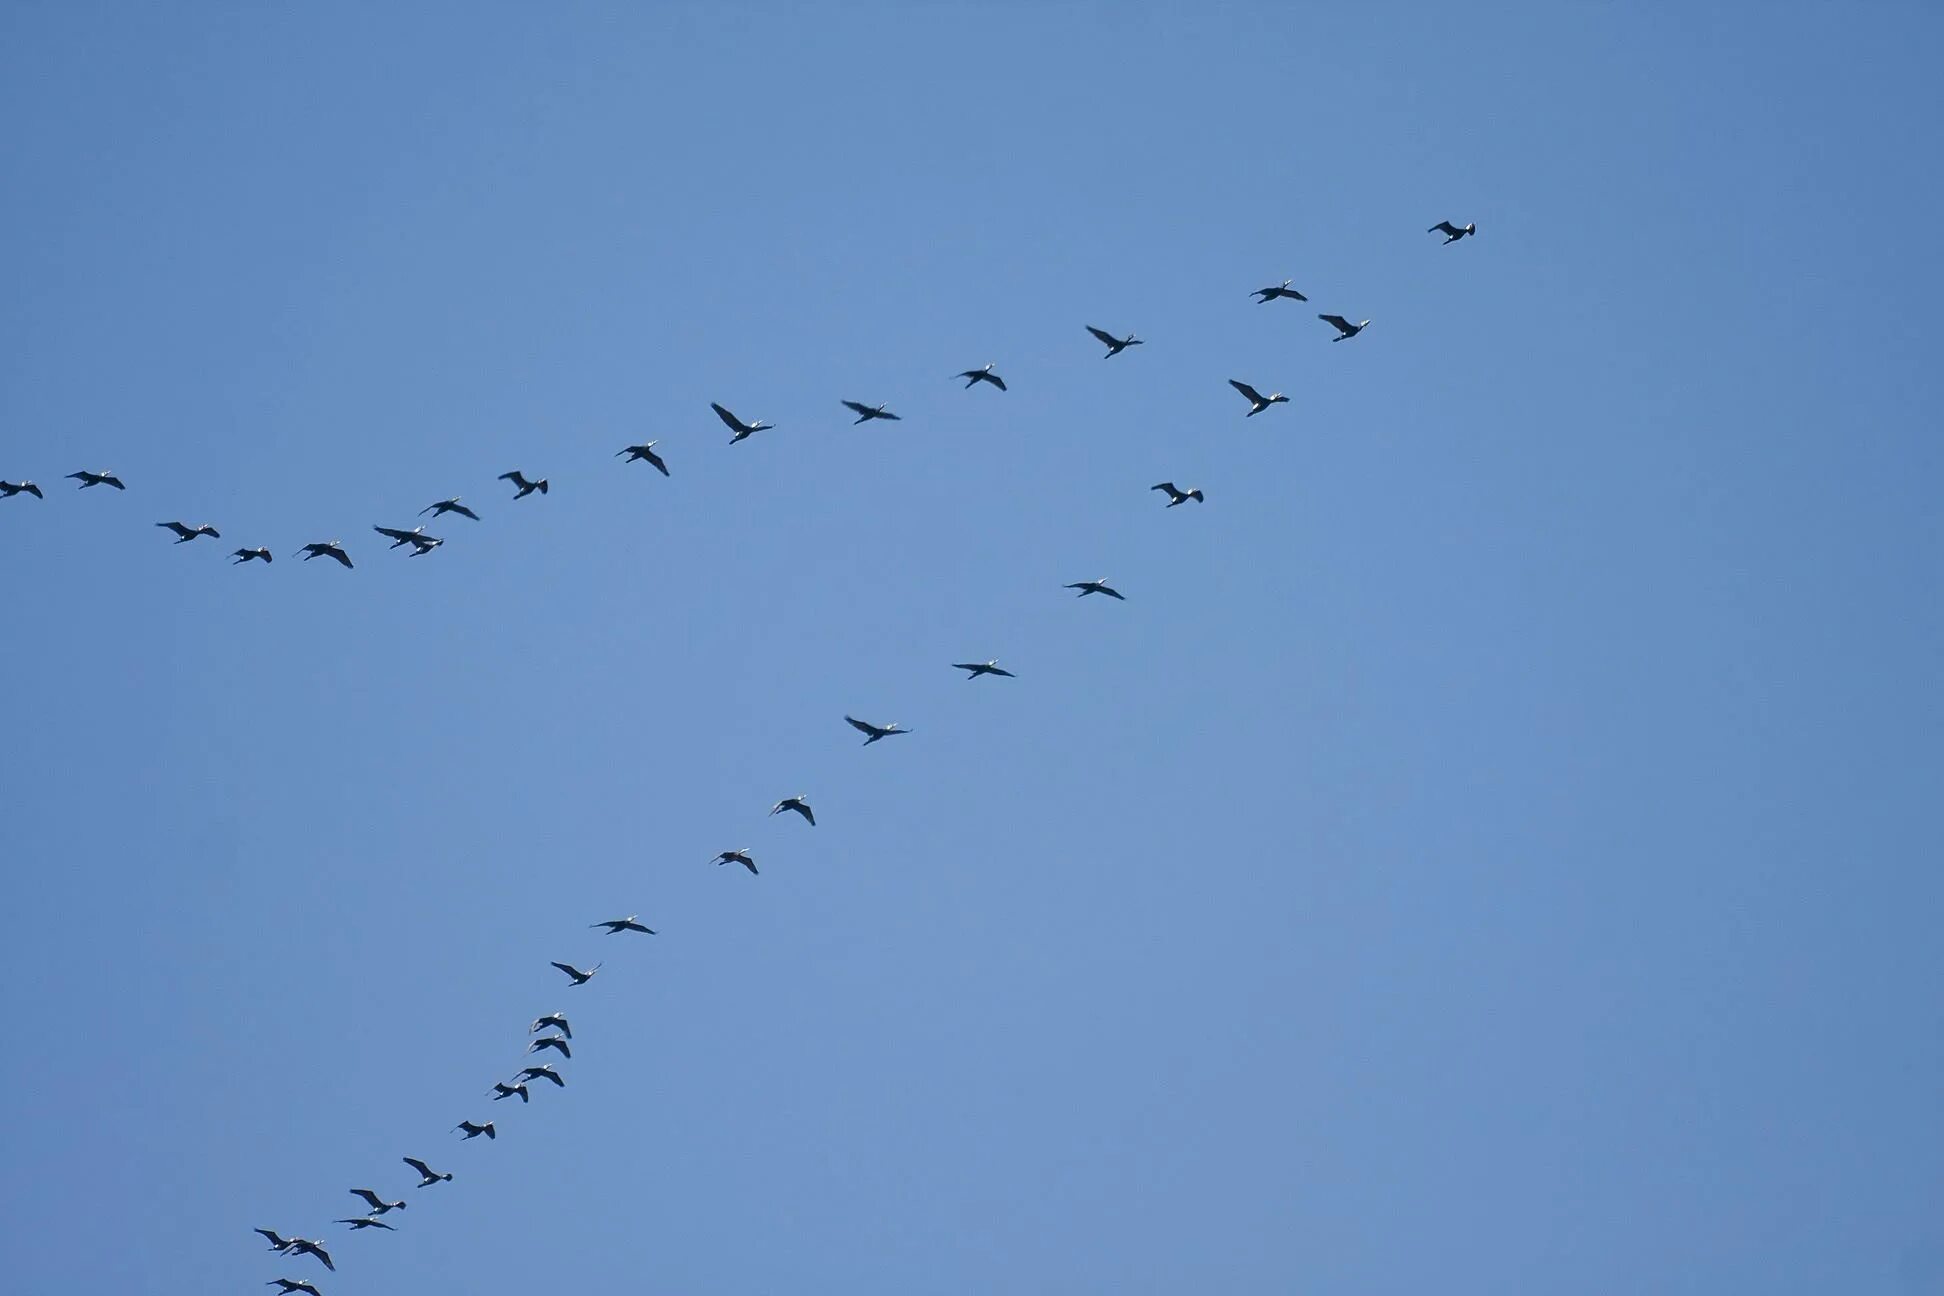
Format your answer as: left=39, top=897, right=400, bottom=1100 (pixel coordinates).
left=297, top=541, right=353, bottom=569
left=231, top=547, right=273, bottom=564
left=1252, top=279, right=1309, bottom=304
left=1151, top=482, right=1204, bottom=507
left=712, top=848, right=758, bottom=875
left=266, top=1281, right=322, bottom=1296
left=336, top=1215, right=397, bottom=1231
left=156, top=521, right=221, bottom=543
left=0, top=481, right=43, bottom=499
left=956, top=363, right=1006, bottom=391
left=1086, top=325, right=1143, bottom=357
left=953, top=660, right=1015, bottom=680
left=529, top=1033, right=572, bottom=1058
left=420, top=497, right=480, bottom=520
left=711, top=402, right=772, bottom=444
left=845, top=715, right=909, bottom=745
left=550, top=960, right=602, bottom=986
left=500, top=470, right=548, bottom=498
left=256, top=1229, right=299, bottom=1253
left=1429, top=220, right=1476, bottom=244
left=375, top=525, right=445, bottom=555
left=67, top=470, right=125, bottom=490
left=284, top=1238, right=335, bottom=1271
left=591, top=915, right=655, bottom=935
left=842, top=400, right=901, bottom=424
left=404, top=1156, right=453, bottom=1186
left=1228, top=380, right=1288, bottom=416
left=770, top=795, right=815, bottom=826
left=349, top=1187, right=405, bottom=1215
left=1318, top=314, right=1370, bottom=341
left=1066, top=578, right=1126, bottom=600
left=617, top=442, right=670, bottom=476
left=515, top=1064, right=565, bottom=1088
left=454, top=1120, right=496, bottom=1141
left=492, top=1081, right=529, bottom=1103
left=530, top=1012, right=571, bottom=1039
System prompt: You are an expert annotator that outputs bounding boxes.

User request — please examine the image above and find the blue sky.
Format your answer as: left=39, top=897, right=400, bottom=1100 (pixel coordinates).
left=3, top=4, right=1941, bottom=1292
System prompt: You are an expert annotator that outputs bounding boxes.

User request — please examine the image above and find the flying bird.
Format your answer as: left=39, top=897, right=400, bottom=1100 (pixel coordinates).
left=841, top=400, right=902, bottom=424
left=550, top=960, right=601, bottom=986
left=515, top=1065, right=565, bottom=1087
left=711, top=402, right=772, bottom=444
left=591, top=915, right=655, bottom=935
left=373, top=524, right=431, bottom=549
left=1151, top=482, right=1204, bottom=507
left=528, top=1034, right=572, bottom=1058
left=1429, top=220, right=1476, bottom=244
left=156, top=521, right=220, bottom=543
left=348, top=1188, right=405, bottom=1215
left=617, top=442, right=670, bottom=475
left=1066, top=578, right=1126, bottom=600
left=712, top=848, right=758, bottom=875
left=256, top=1229, right=298, bottom=1253
left=529, top=1013, right=571, bottom=1039
left=420, top=497, right=480, bottom=520
left=770, top=795, right=814, bottom=826
left=404, top=534, right=443, bottom=556
left=285, top=1238, right=335, bottom=1272
left=266, top=1281, right=322, bottom=1296
left=0, top=481, right=43, bottom=499
left=499, top=471, right=548, bottom=498
left=403, top=1156, right=453, bottom=1186
left=1318, top=314, right=1370, bottom=341
left=335, top=1216, right=396, bottom=1231
left=1086, top=325, right=1143, bottom=357
left=956, top=364, right=1007, bottom=391
left=1228, top=380, right=1288, bottom=416
left=1252, top=279, right=1309, bottom=304
left=67, top=470, right=125, bottom=490
left=845, top=715, right=909, bottom=745
left=454, top=1120, right=496, bottom=1141
left=231, top=547, right=273, bottom=564
left=297, top=541, right=353, bottom=569
left=492, top=1081, right=529, bottom=1103
left=953, top=660, right=1015, bottom=680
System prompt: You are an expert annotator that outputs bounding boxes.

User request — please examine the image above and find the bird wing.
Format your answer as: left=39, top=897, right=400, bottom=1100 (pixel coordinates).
left=1102, top=586, right=1126, bottom=600
left=351, top=1188, right=382, bottom=1209
left=403, top=1157, right=433, bottom=1176
left=1430, top=221, right=1460, bottom=236
left=710, top=402, right=748, bottom=432
left=452, top=503, right=479, bottom=519
left=645, top=449, right=669, bottom=475
left=841, top=400, right=870, bottom=415
left=1085, top=325, right=1118, bottom=347
left=1230, top=379, right=1265, bottom=404
left=1151, top=483, right=1178, bottom=495
left=988, top=373, right=1007, bottom=390
left=550, top=961, right=578, bottom=977
left=498, top=471, right=525, bottom=485
left=328, top=547, right=353, bottom=568
left=1320, top=314, right=1352, bottom=331
left=991, top=666, right=1016, bottom=677
left=374, top=526, right=413, bottom=541
left=845, top=715, right=878, bottom=735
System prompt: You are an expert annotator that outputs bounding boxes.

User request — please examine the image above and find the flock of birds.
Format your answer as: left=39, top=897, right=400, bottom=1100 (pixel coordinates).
left=8, top=220, right=1477, bottom=1293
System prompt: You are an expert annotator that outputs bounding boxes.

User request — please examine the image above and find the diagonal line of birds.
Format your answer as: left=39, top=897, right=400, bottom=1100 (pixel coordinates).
left=10, top=225, right=1478, bottom=1292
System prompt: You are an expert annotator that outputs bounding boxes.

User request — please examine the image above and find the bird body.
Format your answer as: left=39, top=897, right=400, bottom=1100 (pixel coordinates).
left=349, top=1188, right=405, bottom=1214
left=231, top=547, right=273, bottom=564
left=770, top=795, right=815, bottom=825
left=713, top=848, right=758, bottom=875
left=337, top=1215, right=396, bottom=1230
left=957, top=363, right=1007, bottom=391
left=0, top=481, right=43, bottom=498
left=1228, top=379, right=1288, bottom=416
left=711, top=402, right=772, bottom=443
left=844, top=715, right=909, bottom=745
left=493, top=1081, right=530, bottom=1103
left=591, top=915, right=655, bottom=935
left=529, top=1034, right=572, bottom=1058
left=1429, top=220, right=1476, bottom=244
left=617, top=442, right=670, bottom=475
left=1318, top=314, right=1370, bottom=341
left=157, top=521, right=220, bottom=542
left=256, top=1229, right=297, bottom=1252
left=374, top=524, right=425, bottom=548
left=403, top=1156, right=453, bottom=1186
left=953, top=660, right=1015, bottom=679
left=529, top=1013, right=571, bottom=1039
left=1151, top=482, right=1204, bottom=507
left=841, top=400, right=902, bottom=424
left=420, top=497, right=480, bottom=520
left=499, top=471, right=548, bottom=498
left=1086, top=325, right=1143, bottom=357
left=297, top=541, right=353, bottom=569
left=1066, top=578, right=1126, bottom=599
left=550, top=960, right=601, bottom=986
left=515, top=1064, right=565, bottom=1087
left=1252, top=279, right=1308, bottom=303
left=455, top=1120, right=496, bottom=1140
left=286, top=1238, right=335, bottom=1271
left=67, top=470, right=125, bottom=490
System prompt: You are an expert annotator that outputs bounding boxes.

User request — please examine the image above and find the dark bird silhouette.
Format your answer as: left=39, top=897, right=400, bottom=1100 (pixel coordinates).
left=550, top=960, right=601, bottom=986
left=374, top=524, right=433, bottom=549
left=156, top=521, right=220, bottom=543
left=1429, top=220, right=1476, bottom=244
left=1086, top=325, right=1143, bottom=357
left=591, top=915, right=655, bottom=935
left=528, top=1033, right=572, bottom=1058
left=0, top=481, right=43, bottom=499
left=403, top=1156, right=453, bottom=1186
left=499, top=471, right=548, bottom=498
left=529, top=1013, right=571, bottom=1039
left=770, top=795, right=814, bottom=826
left=266, top=1281, right=322, bottom=1296
left=256, top=1229, right=298, bottom=1253
left=492, top=1081, right=529, bottom=1103
left=349, top=1188, right=405, bottom=1215
left=285, top=1238, right=335, bottom=1272
left=712, top=848, right=758, bottom=875
left=1252, top=279, right=1309, bottom=304
left=515, top=1064, right=565, bottom=1088
left=232, top=547, right=273, bottom=564
left=953, top=660, right=1015, bottom=680
left=845, top=715, right=909, bottom=745
left=1318, top=314, right=1370, bottom=341
left=404, top=534, right=443, bottom=556
left=711, top=402, right=772, bottom=444
left=67, top=470, right=124, bottom=490
left=842, top=400, right=902, bottom=424
left=1152, top=482, right=1204, bottom=507
left=1228, top=380, right=1288, bottom=416
left=617, top=442, right=669, bottom=475
left=1066, top=578, right=1125, bottom=599
left=297, top=541, right=353, bottom=569
left=957, top=363, right=1007, bottom=391
left=420, top=497, right=480, bottom=521
left=454, top=1120, right=496, bottom=1141
left=336, top=1216, right=396, bottom=1231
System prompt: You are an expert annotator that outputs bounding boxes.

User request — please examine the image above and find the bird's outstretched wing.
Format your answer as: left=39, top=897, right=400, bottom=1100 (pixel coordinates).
left=1151, top=482, right=1178, bottom=495
left=841, top=401, right=870, bottom=416
left=403, top=1157, right=434, bottom=1177
left=1430, top=220, right=1461, bottom=236
left=710, top=402, right=747, bottom=432
left=374, top=526, right=414, bottom=542
left=1319, top=314, right=1352, bottom=332
left=844, top=716, right=877, bottom=735
left=328, top=547, right=353, bottom=569
left=1085, top=325, right=1118, bottom=347
left=1229, top=379, right=1266, bottom=405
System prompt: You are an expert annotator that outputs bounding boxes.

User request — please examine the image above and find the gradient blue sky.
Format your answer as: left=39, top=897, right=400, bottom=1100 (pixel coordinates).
left=3, top=4, right=1941, bottom=1293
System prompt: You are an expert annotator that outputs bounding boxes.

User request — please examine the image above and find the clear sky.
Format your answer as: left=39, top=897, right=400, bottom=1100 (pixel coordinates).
left=3, top=4, right=1940, bottom=1293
